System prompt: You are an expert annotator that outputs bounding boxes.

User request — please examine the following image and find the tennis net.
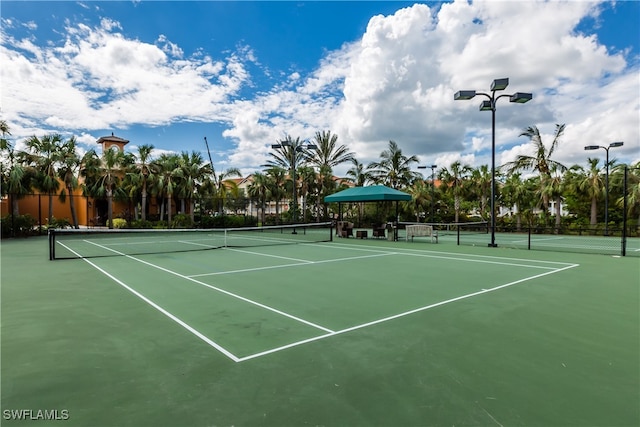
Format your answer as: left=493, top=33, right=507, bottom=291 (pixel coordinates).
left=49, top=222, right=333, bottom=260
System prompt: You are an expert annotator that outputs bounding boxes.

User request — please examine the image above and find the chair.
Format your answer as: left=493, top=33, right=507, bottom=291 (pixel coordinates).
left=372, top=223, right=386, bottom=238
left=340, top=222, right=354, bottom=238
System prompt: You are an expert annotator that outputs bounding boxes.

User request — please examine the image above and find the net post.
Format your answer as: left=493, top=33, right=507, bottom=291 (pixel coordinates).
left=48, top=228, right=55, bottom=260
left=528, top=226, right=531, bottom=250
left=622, top=166, right=627, bottom=256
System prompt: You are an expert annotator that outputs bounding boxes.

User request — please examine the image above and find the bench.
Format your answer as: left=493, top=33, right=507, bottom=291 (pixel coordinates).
left=356, top=230, right=368, bottom=239
left=405, top=224, right=438, bottom=243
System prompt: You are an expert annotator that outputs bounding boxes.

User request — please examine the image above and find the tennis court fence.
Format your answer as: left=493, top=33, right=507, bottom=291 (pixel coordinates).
left=461, top=225, right=639, bottom=257
left=396, top=221, right=638, bottom=257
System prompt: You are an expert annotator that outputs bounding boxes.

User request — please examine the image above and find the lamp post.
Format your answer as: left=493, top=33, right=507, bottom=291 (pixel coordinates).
left=584, top=141, right=624, bottom=236
left=271, top=139, right=317, bottom=226
left=418, top=164, right=437, bottom=224
left=455, top=78, right=532, bottom=247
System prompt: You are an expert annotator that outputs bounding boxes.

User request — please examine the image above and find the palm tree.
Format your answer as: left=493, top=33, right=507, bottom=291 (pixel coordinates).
left=438, top=161, right=472, bottom=223
left=56, top=137, right=81, bottom=228
left=345, top=158, right=373, bottom=187
left=501, top=172, right=531, bottom=231
left=576, top=158, right=604, bottom=226
left=211, top=167, right=242, bottom=218
left=308, top=131, right=355, bottom=219
left=175, top=151, right=212, bottom=224
left=4, top=152, right=35, bottom=217
left=128, top=144, right=156, bottom=221
left=152, top=153, right=181, bottom=226
left=297, top=165, right=317, bottom=223
left=407, top=179, right=431, bottom=223
left=265, top=135, right=311, bottom=221
left=470, top=165, right=491, bottom=220
left=309, top=130, right=355, bottom=174
left=0, top=120, right=10, bottom=151
left=0, top=123, right=35, bottom=217
left=23, top=134, right=64, bottom=225
left=504, top=124, right=567, bottom=216
left=247, top=172, right=271, bottom=225
left=367, top=140, right=420, bottom=190
left=265, top=166, right=287, bottom=223
left=542, top=164, right=565, bottom=230
left=618, top=162, right=640, bottom=227
left=82, top=147, right=133, bottom=229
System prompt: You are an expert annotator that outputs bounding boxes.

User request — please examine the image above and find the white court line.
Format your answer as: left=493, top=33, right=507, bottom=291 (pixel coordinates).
left=237, top=262, right=580, bottom=362
left=509, top=236, right=566, bottom=244
left=69, top=239, right=580, bottom=363
left=59, top=242, right=241, bottom=362
left=82, top=240, right=335, bottom=335
left=188, top=252, right=396, bottom=278
left=399, top=251, right=558, bottom=270
left=225, top=247, right=314, bottom=264
left=308, top=241, right=576, bottom=267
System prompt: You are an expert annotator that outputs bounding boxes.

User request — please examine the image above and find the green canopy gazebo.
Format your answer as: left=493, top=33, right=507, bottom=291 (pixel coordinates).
left=324, top=185, right=412, bottom=240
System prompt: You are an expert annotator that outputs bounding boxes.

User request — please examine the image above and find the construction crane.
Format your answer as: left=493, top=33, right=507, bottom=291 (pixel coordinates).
left=203, top=136, right=217, bottom=184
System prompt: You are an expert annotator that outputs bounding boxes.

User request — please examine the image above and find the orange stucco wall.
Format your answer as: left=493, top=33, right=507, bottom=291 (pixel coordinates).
left=2, top=190, right=135, bottom=227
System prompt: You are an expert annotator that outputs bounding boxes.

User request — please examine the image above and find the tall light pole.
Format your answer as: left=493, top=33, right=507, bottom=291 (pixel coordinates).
left=584, top=141, right=624, bottom=236
left=271, top=139, right=317, bottom=226
left=418, top=164, right=437, bottom=224
left=455, top=78, right=532, bottom=247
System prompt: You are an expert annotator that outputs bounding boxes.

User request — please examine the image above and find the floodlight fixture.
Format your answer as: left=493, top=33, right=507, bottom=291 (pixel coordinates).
left=479, top=100, right=492, bottom=111
left=453, top=77, right=533, bottom=247
left=454, top=90, right=476, bottom=100
left=490, top=78, right=509, bottom=91
left=510, top=92, right=533, bottom=103
left=582, top=141, right=624, bottom=235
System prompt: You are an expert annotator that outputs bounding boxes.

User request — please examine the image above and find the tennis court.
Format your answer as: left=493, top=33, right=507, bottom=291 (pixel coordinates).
left=2, top=226, right=639, bottom=426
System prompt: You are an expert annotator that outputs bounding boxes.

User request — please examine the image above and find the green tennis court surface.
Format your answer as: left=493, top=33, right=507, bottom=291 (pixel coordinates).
left=2, top=234, right=638, bottom=426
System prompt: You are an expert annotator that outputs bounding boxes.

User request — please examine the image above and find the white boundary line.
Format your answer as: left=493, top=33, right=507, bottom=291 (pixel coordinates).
left=59, top=242, right=241, bottom=362
left=309, top=241, right=576, bottom=267
left=65, top=239, right=580, bottom=363
left=188, top=251, right=396, bottom=278
left=237, top=262, right=580, bottom=362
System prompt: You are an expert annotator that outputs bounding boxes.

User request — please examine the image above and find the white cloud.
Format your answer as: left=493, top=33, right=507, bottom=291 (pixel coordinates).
left=1, top=16, right=252, bottom=146
left=317, top=0, right=637, bottom=173
left=1, top=1, right=638, bottom=176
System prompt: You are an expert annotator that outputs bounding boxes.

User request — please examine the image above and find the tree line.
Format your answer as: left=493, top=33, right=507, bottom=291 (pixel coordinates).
left=1, top=120, right=638, bottom=232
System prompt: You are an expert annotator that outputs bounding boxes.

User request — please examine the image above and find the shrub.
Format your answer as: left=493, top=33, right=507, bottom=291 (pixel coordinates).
left=171, top=214, right=193, bottom=228
left=1, top=214, right=38, bottom=238
left=112, top=218, right=127, bottom=229
left=199, top=214, right=251, bottom=228
left=129, top=219, right=153, bottom=229
left=46, top=217, right=71, bottom=229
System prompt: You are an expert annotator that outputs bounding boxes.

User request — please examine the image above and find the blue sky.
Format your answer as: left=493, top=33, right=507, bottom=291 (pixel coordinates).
left=1, top=1, right=639, bottom=177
